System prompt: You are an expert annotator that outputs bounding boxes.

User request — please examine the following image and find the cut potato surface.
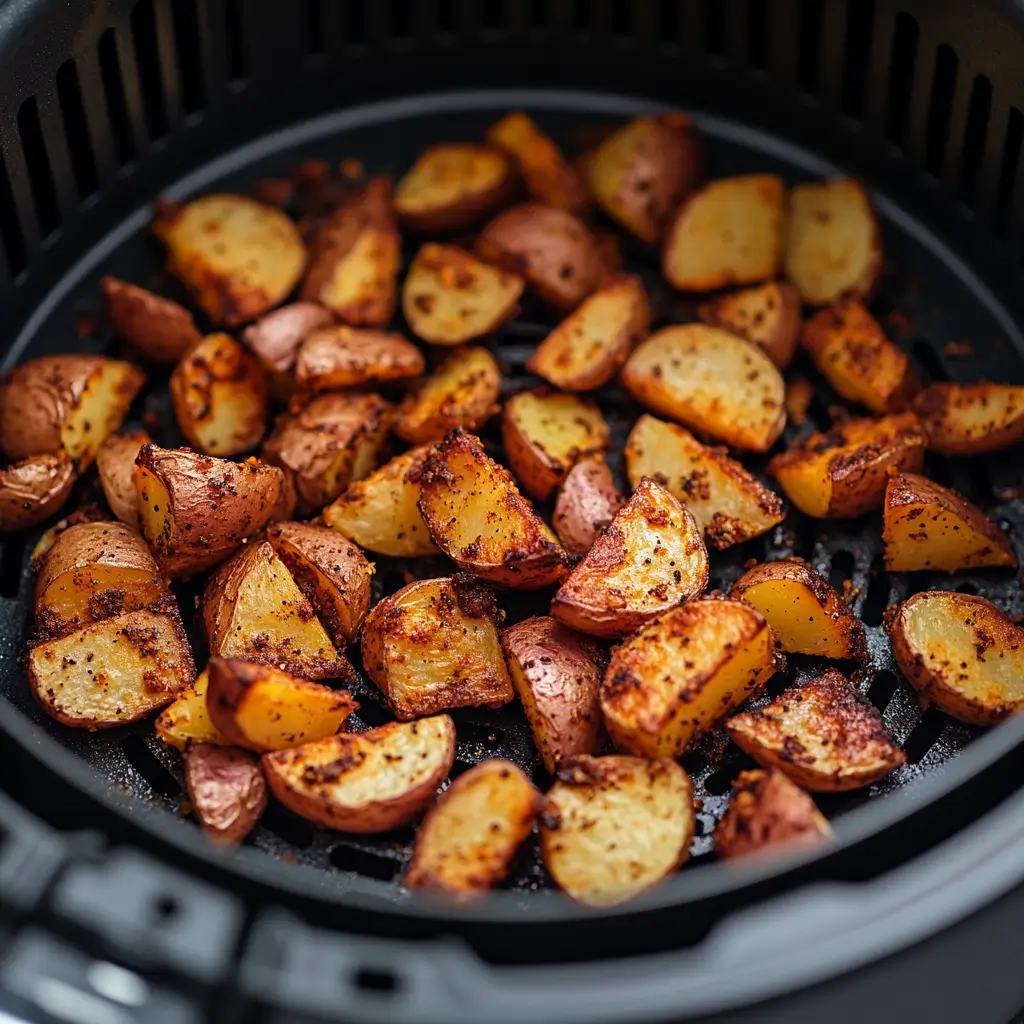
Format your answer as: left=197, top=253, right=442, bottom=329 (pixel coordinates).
left=0, top=451, right=76, bottom=533
left=727, top=669, right=905, bottom=791
left=697, top=280, right=801, bottom=369
left=96, top=430, right=151, bottom=530
left=294, top=325, right=425, bottom=392
left=912, top=382, right=1024, bottom=455
left=551, top=456, right=625, bottom=557
left=155, top=670, right=231, bottom=749
left=620, top=324, right=786, bottom=452
left=624, top=415, right=784, bottom=550
left=100, top=275, right=202, bottom=363
left=184, top=743, right=266, bottom=845
left=540, top=755, right=694, bottom=907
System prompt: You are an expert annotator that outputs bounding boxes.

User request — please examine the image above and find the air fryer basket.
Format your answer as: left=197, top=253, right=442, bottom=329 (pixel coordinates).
left=3, top=2, right=1024, bottom=1022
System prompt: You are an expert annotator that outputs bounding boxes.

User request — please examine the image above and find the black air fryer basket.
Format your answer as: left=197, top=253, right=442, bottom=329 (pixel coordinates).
left=3, top=1, right=1024, bottom=1022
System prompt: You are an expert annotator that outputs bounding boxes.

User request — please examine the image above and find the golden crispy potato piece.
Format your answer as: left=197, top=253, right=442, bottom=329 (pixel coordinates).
left=727, top=669, right=905, bottom=791
left=29, top=609, right=195, bottom=729
left=551, top=455, right=624, bottom=556
left=785, top=376, right=815, bottom=427
left=203, top=540, right=346, bottom=679
left=242, top=302, right=334, bottom=379
left=184, top=744, right=266, bottom=845
left=476, top=201, right=603, bottom=310
left=301, top=178, right=400, bottom=326
left=100, top=275, right=202, bottom=363
left=501, top=389, right=610, bottom=500
left=402, top=244, right=524, bottom=346
left=501, top=616, right=607, bottom=772
left=155, top=670, right=231, bottom=750
left=785, top=178, right=882, bottom=305
left=890, top=591, right=1024, bottom=725
left=170, top=333, right=268, bottom=456
left=663, top=175, right=784, bottom=291
left=0, top=451, right=75, bottom=533
left=361, top=575, right=513, bottom=719
left=585, top=114, right=701, bottom=244
left=153, top=194, right=306, bottom=326
left=527, top=276, right=651, bottom=392
left=620, top=324, right=786, bottom=452
left=602, top=597, right=776, bottom=758
left=96, top=430, right=151, bottom=529
left=294, top=325, right=425, bottom=392
left=540, top=755, right=694, bottom=907
left=882, top=472, right=1016, bottom=572
left=801, top=299, right=918, bottom=414
left=134, top=444, right=288, bottom=577
left=912, top=382, right=1024, bottom=455
left=417, top=430, right=568, bottom=589
left=0, top=355, right=145, bottom=467
left=324, top=446, right=439, bottom=557
left=731, top=559, right=867, bottom=660
left=265, top=521, right=372, bottom=645
left=262, top=392, right=393, bottom=512
left=551, top=477, right=708, bottom=639
left=697, top=281, right=801, bottom=369
left=262, top=715, right=456, bottom=832
left=392, top=346, right=501, bottom=445
left=714, top=768, right=832, bottom=861
left=624, top=415, right=784, bottom=550
left=405, top=759, right=541, bottom=896
left=205, top=657, right=356, bottom=752
left=767, top=412, right=927, bottom=519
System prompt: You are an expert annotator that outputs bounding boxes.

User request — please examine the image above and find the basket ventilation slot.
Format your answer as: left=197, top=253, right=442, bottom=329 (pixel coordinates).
left=17, top=97, right=59, bottom=240
left=841, top=0, right=874, bottom=118
left=994, top=106, right=1023, bottom=242
left=56, top=61, right=100, bottom=201
left=98, top=28, right=138, bottom=166
left=223, top=0, right=248, bottom=81
left=132, top=0, right=170, bottom=143
left=885, top=11, right=919, bottom=149
left=171, top=0, right=206, bottom=115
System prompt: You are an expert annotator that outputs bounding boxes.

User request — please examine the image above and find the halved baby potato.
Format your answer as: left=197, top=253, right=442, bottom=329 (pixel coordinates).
left=155, top=669, right=231, bottom=750
left=696, top=280, right=801, bottom=370
left=601, top=596, right=776, bottom=759
left=912, top=382, right=1024, bottom=455
left=0, top=452, right=76, bottom=533
left=100, top=275, right=202, bottom=363
left=294, top=325, right=425, bottom=392
left=242, top=301, right=335, bottom=379
left=96, top=430, right=151, bottom=530
left=183, top=743, right=266, bottom=845
left=551, top=455, right=624, bottom=557
left=262, top=714, right=457, bottom=832
left=882, top=472, right=1016, bottom=572
left=620, top=324, right=786, bottom=452
left=727, top=669, right=905, bottom=791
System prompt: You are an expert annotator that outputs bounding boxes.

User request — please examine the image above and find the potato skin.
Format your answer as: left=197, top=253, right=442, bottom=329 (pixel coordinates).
left=242, top=301, right=335, bottom=376
left=912, top=382, right=1024, bottom=455
left=697, top=281, right=801, bottom=370
left=551, top=456, right=624, bottom=556
left=0, top=451, right=75, bottom=532
left=294, top=325, right=425, bottom=392
left=96, top=431, right=151, bottom=529
left=100, top=275, right=202, bottom=363
left=183, top=743, right=266, bottom=845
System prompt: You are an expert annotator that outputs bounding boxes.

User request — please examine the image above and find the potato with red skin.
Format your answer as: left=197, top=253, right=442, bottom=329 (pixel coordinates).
left=184, top=744, right=267, bottom=845
left=0, top=451, right=76, bottom=533
left=96, top=431, right=151, bottom=529
left=294, top=326, right=425, bottom=392
left=242, top=302, right=334, bottom=378
left=552, top=456, right=624, bottom=556
left=100, top=275, right=202, bottom=363
left=911, top=382, right=1024, bottom=455
left=697, top=281, right=801, bottom=369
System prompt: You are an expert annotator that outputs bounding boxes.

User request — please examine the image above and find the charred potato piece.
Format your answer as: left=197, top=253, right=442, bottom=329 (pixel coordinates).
left=242, top=301, right=335, bottom=380
left=501, top=616, right=607, bottom=772
left=663, top=175, right=784, bottom=291
left=392, top=346, right=501, bottom=445
left=551, top=455, right=624, bottom=556
left=731, top=559, right=867, bottom=660
left=0, top=355, right=145, bottom=467
left=540, top=755, right=695, bottom=907
left=96, top=430, right=151, bottom=529
left=294, top=325, right=425, bottom=392
left=727, top=669, right=905, bottom=791
left=262, top=715, right=456, bottom=833
left=552, top=477, right=708, bottom=639
left=153, top=194, right=306, bottom=326
left=100, top=275, right=202, bottom=363
left=785, top=178, right=882, bottom=306
left=801, top=299, right=918, bottom=414
left=767, top=412, right=927, bottom=519
left=184, top=744, right=266, bottom=845
left=402, top=244, right=524, bottom=346
left=155, top=669, right=231, bottom=749
left=714, top=769, right=832, bottom=861
left=29, top=609, right=195, bottom=729
left=882, top=472, right=1016, bottom=572
left=697, top=281, right=801, bottom=370
left=620, top=324, right=786, bottom=452
left=601, top=597, right=776, bottom=758
left=912, top=382, right=1024, bottom=455
left=527, top=276, right=651, bottom=392
left=0, top=451, right=75, bottom=533
left=624, top=415, right=784, bottom=550
left=404, top=759, right=542, bottom=896
left=361, top=575, right=513, bottom=719
left=890, top=591, right=1024, bottom=726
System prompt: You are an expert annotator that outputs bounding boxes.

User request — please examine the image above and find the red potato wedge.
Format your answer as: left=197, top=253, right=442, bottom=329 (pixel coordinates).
left=100, top=275, right=203, bottom=363
left=96, top=430, right=151, bottom=529
left=294, top=325, right=424, bottom=392
left=155, top=669, right=231, bottom=749
left=242, top=301, right=335, bottom=377
left=262, top=715, right=457, bottom=833
left=663, top=174, right=785, bottom=291
left=0, top=451, right=76, bottom=533
left=912, top=382, right=1024, bottom=455
left=30, top=507, right=108, bottom=570
left=697, top=281, right=801, bottom=370
left=551, top=455, right=625, bottom=556
left=184, top=744, right=267, bottom=845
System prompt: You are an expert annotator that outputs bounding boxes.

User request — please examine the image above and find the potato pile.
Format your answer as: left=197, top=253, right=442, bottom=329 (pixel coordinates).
left=4, top=109, right=1023, bottom=905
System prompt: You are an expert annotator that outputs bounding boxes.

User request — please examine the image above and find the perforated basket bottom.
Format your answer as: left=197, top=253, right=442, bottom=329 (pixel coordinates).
left=2, top=91, right=1022, bottom=899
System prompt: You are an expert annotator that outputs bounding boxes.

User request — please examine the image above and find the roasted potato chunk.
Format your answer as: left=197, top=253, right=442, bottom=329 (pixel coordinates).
left=96, top=431, right=151, bottom=530
left=540, top=755, right=694, bottom=907
left=361, top=575, right=513, bottom=719
left=155, top=669, right=231, bottom=750
left=551, top=455, right=624, bottom=556
left=890, top=591, right=1024, bottom=725
left=153, top=194, right=306, bottom=326
left=601, top=597, right=776, bottom=758
left=624, top=415, right=784, bottom=550
left=242, top=301, right=335, bottom=379
left=29, top=609, right=195, bottom=729
left=882, top=472, right=1016, bottom=572
left=100, top=275, right=202, bottom=363
left=768, top=412, right=927, bottom=519
left=663, top=174, right=784, bottom=291
left=731, top=559, right=867, bottom=660
left=620, top=324, right=786, bottom=452
left=402, top=244, right=524, bottom=346
left=501, top=616, right=607, bottom=772
left=417, top=430, right=568, bottom=589
left=697, top=281, right=801, bottom=369
left=912, top=382, right=1024, bottom=455
left=527, top=276, right=651, bottom=392
left=727, top=669, right=905, bottom=791
left=294, top=325, right=425, bottom=392
left=404, top=759, right=541, bottom=897
left=392, top=346, right=501, bottom=445
left=262, top=715, right=456, bottom=832
left=0, top=451, right=75, bottom=533
left=184, top=744, right=266, bottom=845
